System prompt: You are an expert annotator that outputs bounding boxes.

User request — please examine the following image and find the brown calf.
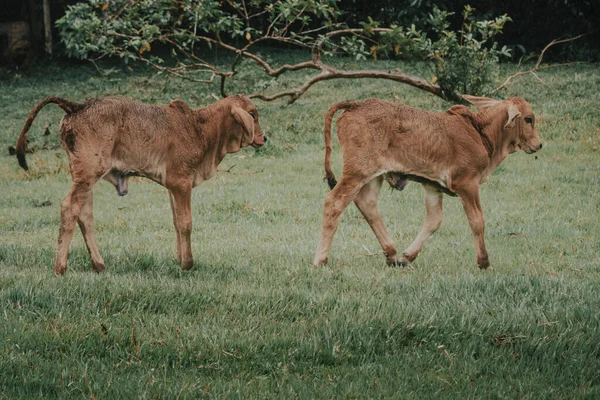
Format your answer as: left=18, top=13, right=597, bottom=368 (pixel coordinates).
left=16, top=95, right=266, bottom=275
left=313, top=95, right=542, bottom=269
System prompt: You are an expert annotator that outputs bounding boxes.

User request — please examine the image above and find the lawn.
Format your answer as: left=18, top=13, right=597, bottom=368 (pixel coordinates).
left=1, top=56, right=599, bottom=398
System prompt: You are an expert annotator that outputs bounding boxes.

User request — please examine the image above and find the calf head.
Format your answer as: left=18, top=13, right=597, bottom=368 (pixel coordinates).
left=464, top=95, right=542, bottom=154
left=228, top=95, right=267, bottom=150
left=507, top=97, right=542, bottom=154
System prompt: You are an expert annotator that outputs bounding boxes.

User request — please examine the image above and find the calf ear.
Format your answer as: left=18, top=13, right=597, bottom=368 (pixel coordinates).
left=462, top=95, right=501, bottom=111
left=231, top=106, right=254, bottom=143
left=504, top=103, right=521, bottom=129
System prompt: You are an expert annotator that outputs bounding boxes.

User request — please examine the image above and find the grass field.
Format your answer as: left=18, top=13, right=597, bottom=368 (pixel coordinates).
left=1, top=55, right=599, bottom=398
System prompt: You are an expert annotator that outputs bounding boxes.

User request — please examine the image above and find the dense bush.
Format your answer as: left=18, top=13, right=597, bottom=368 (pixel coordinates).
left=398, top=6, right=512, bottom=97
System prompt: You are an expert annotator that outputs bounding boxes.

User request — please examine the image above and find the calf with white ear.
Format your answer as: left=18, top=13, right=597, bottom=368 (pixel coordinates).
left=16, top=94, right=267, bottom=275
left=313, top=94, right=542, bottom=270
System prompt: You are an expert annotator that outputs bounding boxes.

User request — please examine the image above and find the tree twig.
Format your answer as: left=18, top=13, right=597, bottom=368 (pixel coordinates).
left=492, top=34, right=587, bottom=94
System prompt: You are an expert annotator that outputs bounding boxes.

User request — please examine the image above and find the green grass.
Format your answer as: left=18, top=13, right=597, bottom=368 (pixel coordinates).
left=1, top=56, right=599, bottom=398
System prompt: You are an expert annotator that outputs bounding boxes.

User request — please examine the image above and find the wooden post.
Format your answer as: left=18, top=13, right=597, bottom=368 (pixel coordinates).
left=29, top=0, right=42, bottom=51
left=43, top=0, right=52, bottom=55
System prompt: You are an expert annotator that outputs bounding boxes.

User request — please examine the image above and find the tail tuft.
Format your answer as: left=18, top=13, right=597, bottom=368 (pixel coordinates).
left=326, top=175, right=337, bottom=190
left=17, top=147, right=29, bottom=170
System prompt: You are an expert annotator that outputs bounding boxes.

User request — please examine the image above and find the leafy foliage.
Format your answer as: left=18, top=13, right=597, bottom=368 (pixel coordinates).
left=409, top=6, right=512, bottom=95
left=340, top=0, right=600, bottom=61
left=56, top=0, right=512, bottom=100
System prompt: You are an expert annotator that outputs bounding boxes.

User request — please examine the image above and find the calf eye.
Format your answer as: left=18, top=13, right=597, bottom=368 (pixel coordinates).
left=524, top=116, right=533, bottom=124
left=249, top=111, right=256, bottom=118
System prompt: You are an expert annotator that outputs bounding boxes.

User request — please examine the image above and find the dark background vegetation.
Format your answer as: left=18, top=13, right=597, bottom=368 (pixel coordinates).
left=1, top=0, right=599, bottom=67
left=344, top=0, right=600, bottom=60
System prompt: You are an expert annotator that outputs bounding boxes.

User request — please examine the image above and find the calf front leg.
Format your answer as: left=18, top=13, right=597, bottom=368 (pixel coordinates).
left=401, top=184, right=444, bottom=264
left=313, top=176, right=366, bottom=266
left=457, top=184, right=489, bottom=269
left=353, top=176, right=399, bottom=265
left=168, top=183, right=194, bottom=271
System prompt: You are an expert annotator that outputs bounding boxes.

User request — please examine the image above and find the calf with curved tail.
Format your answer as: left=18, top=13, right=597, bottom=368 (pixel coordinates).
left=314, top=95, right=542, bottom=269
left=16, top=95, right=266, bottom=275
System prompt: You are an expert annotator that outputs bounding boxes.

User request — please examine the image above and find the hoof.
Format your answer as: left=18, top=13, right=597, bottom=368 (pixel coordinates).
left=400, top=252, right=417, bottom=264
left=386, top=257, right=408, bottom=267
left=181, top=259, right=194, bottom=271
left=313, top=257, right=328, bottom=267
left=93, top=262, right=106, bottom=273
left=53, top=266, right=66, bottom=276
left=477, top=255, right=490, bottom=269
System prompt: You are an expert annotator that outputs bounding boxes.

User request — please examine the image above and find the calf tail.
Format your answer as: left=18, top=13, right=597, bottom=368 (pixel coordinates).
left=324, top=100, right=361, bottom=189
left=16, top=96, right=85, bottom=170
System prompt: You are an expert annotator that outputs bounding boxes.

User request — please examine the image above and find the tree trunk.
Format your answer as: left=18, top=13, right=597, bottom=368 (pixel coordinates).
left=43, top=0, right=52, bottom=56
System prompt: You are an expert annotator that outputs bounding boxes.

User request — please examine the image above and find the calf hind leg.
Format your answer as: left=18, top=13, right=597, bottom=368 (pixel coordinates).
left=401, top=184, right=444, bottom=265
left=313, top=176, right=366, bottom=266
left=54, top=181, right=95, bottom=275
left=353, top=176, right=400, bottom=265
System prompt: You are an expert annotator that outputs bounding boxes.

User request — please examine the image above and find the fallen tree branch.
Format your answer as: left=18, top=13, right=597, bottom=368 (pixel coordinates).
left=61, top=2, right=510, bottom=105
left=96, top=24, right=459, bottom=103
left=249, top=65, right=450, bottom=103
left=235, top=27, right=460, bottom=103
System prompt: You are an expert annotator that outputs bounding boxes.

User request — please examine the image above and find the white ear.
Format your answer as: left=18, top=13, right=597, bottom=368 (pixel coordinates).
left=504, top=103, right=521, bottom=129
left=231, top=106, right=254, bottom=143
left=463, top=95, right=502, bottom=111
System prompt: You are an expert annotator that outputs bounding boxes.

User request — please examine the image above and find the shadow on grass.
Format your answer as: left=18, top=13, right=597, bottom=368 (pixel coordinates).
left=0, top=244, right=221, bottom=275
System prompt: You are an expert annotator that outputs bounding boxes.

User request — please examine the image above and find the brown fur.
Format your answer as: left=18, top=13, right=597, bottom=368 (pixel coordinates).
left=16, top=95, right=266, bottom=275
left=314, top=95, right=542, bottom=269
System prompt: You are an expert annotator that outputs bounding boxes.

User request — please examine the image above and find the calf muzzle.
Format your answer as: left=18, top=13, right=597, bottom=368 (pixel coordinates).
left=252, top=134, right=267, bottom=148
left=525, top=142, right=543, bottom=154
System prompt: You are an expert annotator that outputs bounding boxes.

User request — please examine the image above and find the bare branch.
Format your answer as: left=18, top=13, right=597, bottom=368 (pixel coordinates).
left=227, top=37, right=320, bottom=78
left=245, top=55, right=320, bottom=77
left=248, top=9, right=269, bottom=20
left=265, top=9, right=283, bottom=38
left=492, top=34, right=587, bottom=94
left=324, top=27, right=393, bottom=39
left=535, top=34, right=587, bottom=67
left=298, top=23, right=345, bottom=36
left=279, top=4, right=308, bottom=38
left=245, top=26, right=461, bottom=104
left=250, top=64, right=446, bottom=104
left=241, top=0, right=249, bottom=27
left=160, top=27, right=458, bottom=103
